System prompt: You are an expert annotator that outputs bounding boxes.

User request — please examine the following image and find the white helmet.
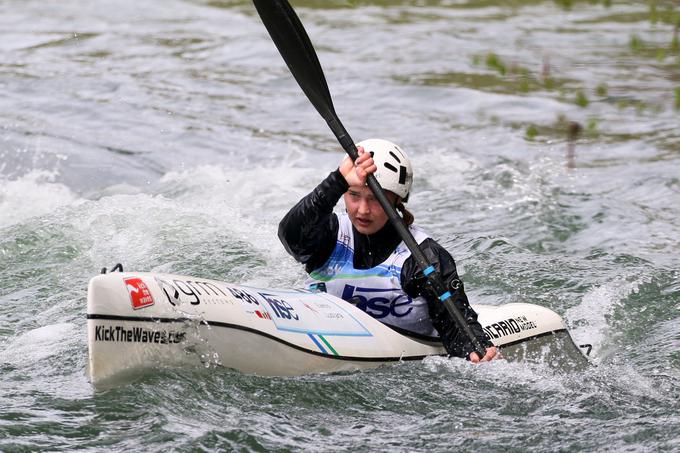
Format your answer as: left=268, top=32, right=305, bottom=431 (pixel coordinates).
left=357, top=138, right=413, bottom=201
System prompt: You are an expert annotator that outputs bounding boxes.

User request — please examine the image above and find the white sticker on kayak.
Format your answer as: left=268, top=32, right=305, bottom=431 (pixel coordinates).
left=257, top=292, right=372, bottom=337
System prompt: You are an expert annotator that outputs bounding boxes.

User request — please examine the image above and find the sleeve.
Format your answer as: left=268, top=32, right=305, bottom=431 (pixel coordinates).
left=401, top=238, right=493, bottom=359
left=278, top=169, right=349, bottom=273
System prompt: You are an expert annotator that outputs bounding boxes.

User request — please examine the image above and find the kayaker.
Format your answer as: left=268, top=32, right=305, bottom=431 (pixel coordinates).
left=278, top=139, right=497, bottom=362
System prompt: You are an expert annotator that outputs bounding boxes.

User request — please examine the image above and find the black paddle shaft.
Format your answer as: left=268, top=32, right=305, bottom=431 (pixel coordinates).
left=253, top=0, right=487, bottom=359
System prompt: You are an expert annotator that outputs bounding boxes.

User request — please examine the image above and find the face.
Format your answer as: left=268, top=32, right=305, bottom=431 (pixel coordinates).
left=343, top=185, right=397, bottom=235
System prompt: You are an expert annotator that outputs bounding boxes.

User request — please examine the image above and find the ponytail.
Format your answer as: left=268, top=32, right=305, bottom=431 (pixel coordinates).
left=396, top=199, right=414, bottom=226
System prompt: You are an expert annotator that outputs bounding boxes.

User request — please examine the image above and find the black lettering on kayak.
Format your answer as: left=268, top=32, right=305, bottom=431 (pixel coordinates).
left=173, top=280, right=201, bottom=305
left=483, top=327, right=498, bottom=339
left=93, top=325, right=186, bottom=344
left=260, top=293, right=299, bottom=321
left=156, top=278, right=181, bottom=306
left=229, top=287, right=260, bottom=305
left=518, top=319, right=537, bottom=331
left=193, top=281, right=228, bottom=297
left=497, top=321, right=511, bottom=336
left=484, top=315, right=538, bottom=339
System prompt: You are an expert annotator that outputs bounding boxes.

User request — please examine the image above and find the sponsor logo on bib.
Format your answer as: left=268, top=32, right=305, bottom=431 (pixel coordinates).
left=341, top=284, right=413, bottom=319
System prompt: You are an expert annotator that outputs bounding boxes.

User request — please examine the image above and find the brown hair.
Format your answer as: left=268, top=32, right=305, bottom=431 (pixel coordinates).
left=396, top=199, right=414, bottom=226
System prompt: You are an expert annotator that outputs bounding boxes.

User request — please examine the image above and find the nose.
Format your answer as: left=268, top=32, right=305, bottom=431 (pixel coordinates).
left=357, top=197, right=370, bottom=215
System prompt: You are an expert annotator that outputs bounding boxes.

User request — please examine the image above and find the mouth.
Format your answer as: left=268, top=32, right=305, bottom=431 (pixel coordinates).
left=355, top=217, right=372, bottom=228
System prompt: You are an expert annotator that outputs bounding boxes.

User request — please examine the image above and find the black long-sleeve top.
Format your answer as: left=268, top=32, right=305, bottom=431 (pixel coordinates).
left=278, top=169, right=492, bottom=358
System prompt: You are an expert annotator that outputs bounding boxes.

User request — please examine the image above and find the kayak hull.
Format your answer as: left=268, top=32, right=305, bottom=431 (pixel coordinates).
left=87, top=272, right=586, bottom=387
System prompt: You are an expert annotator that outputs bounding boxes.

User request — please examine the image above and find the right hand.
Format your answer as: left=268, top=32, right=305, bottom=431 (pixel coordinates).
left=469, top=346, right=499, bottom=363
left=340, top=146, right=377, bottom=187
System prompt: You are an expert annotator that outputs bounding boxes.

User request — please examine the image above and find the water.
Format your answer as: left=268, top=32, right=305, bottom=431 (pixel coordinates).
left=1, top=0, right=679, bottom=450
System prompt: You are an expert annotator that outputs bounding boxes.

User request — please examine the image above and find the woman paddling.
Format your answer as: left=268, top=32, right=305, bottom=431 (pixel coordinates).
left=279, top=139, right=497, bottom=362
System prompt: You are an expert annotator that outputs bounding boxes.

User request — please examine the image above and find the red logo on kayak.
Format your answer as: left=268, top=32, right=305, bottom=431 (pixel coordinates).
left=124, top=277, right=155, bottom=310
left=255, top=310, right=271, bottom=320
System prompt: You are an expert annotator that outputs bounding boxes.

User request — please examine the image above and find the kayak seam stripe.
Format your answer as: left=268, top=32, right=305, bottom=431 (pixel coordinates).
left=86, top=313, right=426, bottom=362
left=86, top=314, right=569, bottom=360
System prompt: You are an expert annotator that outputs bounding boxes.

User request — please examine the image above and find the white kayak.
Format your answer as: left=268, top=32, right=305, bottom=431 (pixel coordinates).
left=87, top=271, right=589, bottom=387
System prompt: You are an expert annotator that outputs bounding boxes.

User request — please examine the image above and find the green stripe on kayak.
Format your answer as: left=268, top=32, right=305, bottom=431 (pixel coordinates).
left=318, top=335, right=338, bottom=356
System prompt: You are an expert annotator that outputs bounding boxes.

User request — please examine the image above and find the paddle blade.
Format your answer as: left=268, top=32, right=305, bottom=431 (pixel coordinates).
left=254, top=0, right=336, bottom=121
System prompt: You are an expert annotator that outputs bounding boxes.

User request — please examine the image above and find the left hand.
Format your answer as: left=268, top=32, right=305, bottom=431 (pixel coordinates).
left=469, top=346, right=498, bottom=363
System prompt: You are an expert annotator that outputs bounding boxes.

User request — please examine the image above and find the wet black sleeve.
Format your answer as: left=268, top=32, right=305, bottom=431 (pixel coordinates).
left=278, top=169, right=349, bottom=273
left=401, top=239, right=493, bottom=358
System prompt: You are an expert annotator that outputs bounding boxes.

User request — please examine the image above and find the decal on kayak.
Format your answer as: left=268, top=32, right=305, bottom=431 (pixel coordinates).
left=227, top=287, right=260, bottom=305
left=483, top=315, right=538, bottom=340
left=124, top=277, right=155, bottom=310
left=155, top=277, right=237, bottom=307
left=257, top=292, right=373, bottom=337
left=307, top=333, right=339, bottom=356
left=255, top=310, right=271, bottom=320
left=225, top=286, right=271, bottom=319
left=95, top=324, right=185, bottom=344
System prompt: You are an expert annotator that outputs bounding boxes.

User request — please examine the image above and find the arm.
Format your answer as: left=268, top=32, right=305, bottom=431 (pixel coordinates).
left=401, top=239, right=496, bottom=361
left=278, top=147, right=376, bottom=273
left=278, top=169, right=348, bottom=273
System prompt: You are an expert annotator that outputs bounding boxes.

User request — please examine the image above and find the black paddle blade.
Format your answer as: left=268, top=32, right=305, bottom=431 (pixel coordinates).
left=254, top=0, right=336, bottom=122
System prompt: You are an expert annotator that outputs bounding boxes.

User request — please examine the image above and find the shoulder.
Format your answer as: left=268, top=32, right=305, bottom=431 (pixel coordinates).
left=394, top=222, right=451, bottom=261
left=418, top=237, right=455, bottom=263
left=408, top=224, right=430, bottom=243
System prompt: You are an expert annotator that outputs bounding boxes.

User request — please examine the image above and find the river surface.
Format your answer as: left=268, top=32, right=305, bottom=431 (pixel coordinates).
left=1, top=0, right=679, bottom=451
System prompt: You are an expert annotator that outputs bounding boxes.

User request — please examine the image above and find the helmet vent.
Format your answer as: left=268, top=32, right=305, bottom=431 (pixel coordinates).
left=398, top=166, right=407, bottom=184
left=384, top=162, right=398, bottom=173
left=389, top=151, right=401, bottom=163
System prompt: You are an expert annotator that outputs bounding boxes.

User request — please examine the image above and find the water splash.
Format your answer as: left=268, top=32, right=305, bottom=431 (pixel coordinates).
left=0, top=170, right=77, bottom=228
left=565, top=277, right=647, bottom=363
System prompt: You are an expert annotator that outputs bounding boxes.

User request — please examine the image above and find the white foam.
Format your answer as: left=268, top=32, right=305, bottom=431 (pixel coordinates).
left=158, top=163, right=316, bottom=220
left=0, top=322, right=77, bottom=365
left=0, top=170, right=77, bottom=228
left=564, top=278, right=645, bottom=362
left=48, top=163, right=314, bottom=287
left=422, top=354, right=572, bottom=395
left=156, top=164, right=317, bottom=285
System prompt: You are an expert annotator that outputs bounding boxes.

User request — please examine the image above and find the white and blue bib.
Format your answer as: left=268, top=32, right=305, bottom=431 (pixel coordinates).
left=306, top=214, right=439, bottom=339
